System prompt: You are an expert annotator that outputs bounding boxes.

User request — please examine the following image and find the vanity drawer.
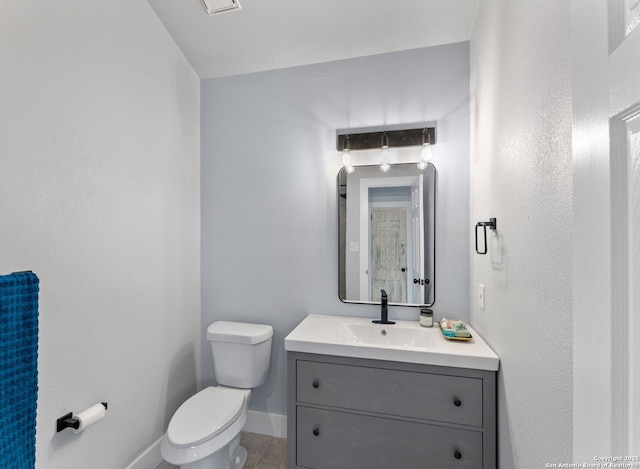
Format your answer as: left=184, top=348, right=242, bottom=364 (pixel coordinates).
left=297, top=360, right=483, bottom=427
left=296, top=406, right=482, bottom=469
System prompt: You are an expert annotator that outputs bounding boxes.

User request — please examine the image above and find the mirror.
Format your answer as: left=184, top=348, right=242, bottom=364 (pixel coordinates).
left=338, top=163, right=436, bottom=306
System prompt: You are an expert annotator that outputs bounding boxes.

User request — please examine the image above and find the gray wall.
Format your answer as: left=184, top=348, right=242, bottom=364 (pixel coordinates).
left=470, top=1, right=573, bottom=467
left=201, top=42, right=470, bottom=416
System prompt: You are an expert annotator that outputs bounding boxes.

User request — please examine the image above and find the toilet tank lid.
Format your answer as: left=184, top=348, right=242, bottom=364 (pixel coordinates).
left=207, top=321, right=273, bottom=344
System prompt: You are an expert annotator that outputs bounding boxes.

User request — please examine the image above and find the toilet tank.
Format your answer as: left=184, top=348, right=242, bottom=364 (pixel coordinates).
left=206, top=321, right=273, bottom=389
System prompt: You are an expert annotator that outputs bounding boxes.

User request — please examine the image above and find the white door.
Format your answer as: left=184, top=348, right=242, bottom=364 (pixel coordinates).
left=410, top=175, right=424, bottom=304
left=609, top=1, right=640, bottom=452
left=573, top=0, right=640, bottom=457
left=370, top=207, right=408, bottom=303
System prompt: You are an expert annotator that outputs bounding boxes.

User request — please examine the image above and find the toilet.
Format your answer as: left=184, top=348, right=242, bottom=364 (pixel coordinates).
left=161, top=321, right=273, bottom=469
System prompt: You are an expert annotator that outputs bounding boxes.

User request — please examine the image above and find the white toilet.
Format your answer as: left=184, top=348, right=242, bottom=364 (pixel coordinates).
left=161, top=321, right=273, bottom=469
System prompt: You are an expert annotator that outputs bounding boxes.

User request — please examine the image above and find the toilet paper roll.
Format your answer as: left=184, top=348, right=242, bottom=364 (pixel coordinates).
left=74, top=403, right=107, bottom=433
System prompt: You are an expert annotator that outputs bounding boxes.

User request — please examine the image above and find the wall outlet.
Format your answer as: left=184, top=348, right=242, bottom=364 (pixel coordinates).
left=478, top=283, right=485, bottom=310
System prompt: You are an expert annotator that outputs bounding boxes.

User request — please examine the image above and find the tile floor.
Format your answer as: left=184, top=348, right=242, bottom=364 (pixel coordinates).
left=156, top=432, right=287, bottom=469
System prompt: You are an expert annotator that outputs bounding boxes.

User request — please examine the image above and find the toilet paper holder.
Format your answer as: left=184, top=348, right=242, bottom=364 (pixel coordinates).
left=56, top=402, right=108, bottom=432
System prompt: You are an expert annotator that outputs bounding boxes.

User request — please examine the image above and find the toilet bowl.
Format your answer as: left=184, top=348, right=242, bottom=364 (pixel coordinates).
left=160, top=387, right=250, bottom=469
left=160, top=321, right=273, bottom=469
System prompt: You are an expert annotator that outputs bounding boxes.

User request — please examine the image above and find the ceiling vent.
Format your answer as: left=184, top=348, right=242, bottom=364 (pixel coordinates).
left=200, top=0, right=241, bottom=15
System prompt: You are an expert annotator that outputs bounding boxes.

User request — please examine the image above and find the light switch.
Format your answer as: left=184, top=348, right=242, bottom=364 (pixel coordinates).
left=478, top=283, right=485, bottom=310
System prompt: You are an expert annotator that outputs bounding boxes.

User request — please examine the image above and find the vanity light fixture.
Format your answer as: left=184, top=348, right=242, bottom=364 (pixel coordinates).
left=336, top=126, right=436, bottom=173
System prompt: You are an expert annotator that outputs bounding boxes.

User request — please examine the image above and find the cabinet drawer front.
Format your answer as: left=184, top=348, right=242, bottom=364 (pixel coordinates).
left=297, top=360, right=483, bottom=427
left=296, top=406, right=483, bottom=469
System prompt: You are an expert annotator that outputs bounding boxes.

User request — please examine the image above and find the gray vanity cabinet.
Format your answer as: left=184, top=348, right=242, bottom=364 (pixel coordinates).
left=287, top=352, right=496, bottom=469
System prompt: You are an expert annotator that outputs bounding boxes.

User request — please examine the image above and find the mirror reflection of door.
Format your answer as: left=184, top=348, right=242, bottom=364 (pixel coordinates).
left=370, top=207, right=408, bottom=303
left=368, top=184, right=417, bottom=303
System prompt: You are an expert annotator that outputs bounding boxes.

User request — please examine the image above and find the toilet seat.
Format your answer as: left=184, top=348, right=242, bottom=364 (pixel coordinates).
left=167, top=387, right=245, bottom=447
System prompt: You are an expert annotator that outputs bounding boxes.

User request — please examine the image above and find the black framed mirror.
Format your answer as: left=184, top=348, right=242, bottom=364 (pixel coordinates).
left=338, top=163, right=436, bottom=306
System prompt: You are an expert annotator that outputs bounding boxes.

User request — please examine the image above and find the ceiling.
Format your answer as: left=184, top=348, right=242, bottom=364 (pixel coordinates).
left=147, top=0, right=479, bottom=79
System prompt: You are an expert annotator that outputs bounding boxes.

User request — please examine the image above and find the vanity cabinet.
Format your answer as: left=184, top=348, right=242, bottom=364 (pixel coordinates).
left=287, top=352, right=496, bottom=469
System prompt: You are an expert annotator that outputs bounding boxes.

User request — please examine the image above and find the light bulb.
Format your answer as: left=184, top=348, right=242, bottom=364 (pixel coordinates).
left=379, top=147, right=391, bottom=172
left=342, top=150, right=352, bottom=166
left=417, top=161, right=428, bottom=170
left=420, top=144, right=433, bottom=163
left=345, top=164, right=355, bottom=174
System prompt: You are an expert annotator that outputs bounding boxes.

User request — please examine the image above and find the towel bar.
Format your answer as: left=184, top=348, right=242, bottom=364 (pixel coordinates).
left=475, top=218, right=497, bottom=255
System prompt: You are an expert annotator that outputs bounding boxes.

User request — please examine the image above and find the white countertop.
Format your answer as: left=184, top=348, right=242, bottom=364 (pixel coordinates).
left=285, top=314, right=499, bottom=371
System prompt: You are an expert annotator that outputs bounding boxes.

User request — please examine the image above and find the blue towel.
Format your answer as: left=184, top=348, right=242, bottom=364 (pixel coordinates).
left=0, top=271, right=39, bottom=469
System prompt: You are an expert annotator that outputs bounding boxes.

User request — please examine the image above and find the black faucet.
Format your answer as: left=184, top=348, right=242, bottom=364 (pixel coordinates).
left=372, top=289, right=395, bottom=325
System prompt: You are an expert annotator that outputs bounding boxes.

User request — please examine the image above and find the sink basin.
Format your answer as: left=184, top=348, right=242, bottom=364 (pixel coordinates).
left=339, top=323, right=435, bottom=348
left=285, top=314, right=499, bottom=371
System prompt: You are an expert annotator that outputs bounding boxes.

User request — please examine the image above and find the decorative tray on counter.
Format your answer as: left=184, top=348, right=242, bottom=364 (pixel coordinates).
left=439, top=320, right=473, bottom=341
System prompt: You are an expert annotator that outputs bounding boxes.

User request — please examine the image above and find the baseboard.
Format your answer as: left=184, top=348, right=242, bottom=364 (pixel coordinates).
left=124, top=435, right=164, bottom=469
left=244, top=410, right=287, bottom=438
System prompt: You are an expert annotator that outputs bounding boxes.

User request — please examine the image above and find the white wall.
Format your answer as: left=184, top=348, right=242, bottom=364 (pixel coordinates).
left=0, top=2, right=201, bottom=468
left=201, top=42, right=470, bottom=417
left=470, top=1, right=573, bottom=467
